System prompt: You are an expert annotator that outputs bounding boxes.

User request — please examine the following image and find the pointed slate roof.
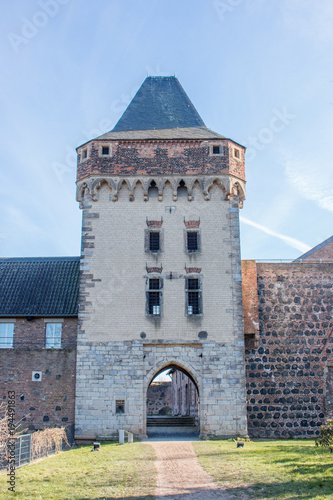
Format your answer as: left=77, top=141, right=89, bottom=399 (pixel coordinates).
left=94, top=76, right=226, bottom=141
left=113, top=76, right=205, bottom=132
left=0, top=257, right=80, bottom=316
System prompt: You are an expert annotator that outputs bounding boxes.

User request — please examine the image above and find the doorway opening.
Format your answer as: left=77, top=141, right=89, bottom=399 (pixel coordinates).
left=146, top=364, right=199, bottom=437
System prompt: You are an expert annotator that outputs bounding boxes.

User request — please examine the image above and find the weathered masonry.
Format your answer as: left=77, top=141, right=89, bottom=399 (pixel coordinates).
left=74, top=76, right=248, bottom=439
left=244, top=260, right=333, bottom=438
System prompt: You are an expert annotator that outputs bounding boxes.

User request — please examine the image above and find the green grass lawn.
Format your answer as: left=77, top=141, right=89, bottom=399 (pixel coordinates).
left=1, top=439, right=332, bottom=499
left=0, top=442, right=156, bottom=499
left=193, top=439, right=333, bottom=499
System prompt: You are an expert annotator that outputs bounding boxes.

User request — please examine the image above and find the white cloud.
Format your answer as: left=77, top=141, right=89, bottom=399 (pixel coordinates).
left=240, top=216, right=311, bottom=253
left=284, top=158, right=333, bottom=212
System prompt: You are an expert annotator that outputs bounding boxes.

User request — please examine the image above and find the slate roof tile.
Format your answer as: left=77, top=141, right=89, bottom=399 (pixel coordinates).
left=113, top=76, right=206, bottom=132
left=0, top=257, right=80, bottom=316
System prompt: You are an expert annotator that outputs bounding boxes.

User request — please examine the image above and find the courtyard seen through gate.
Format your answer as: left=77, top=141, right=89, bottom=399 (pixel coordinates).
left=146, top=364, right=200, bottom=437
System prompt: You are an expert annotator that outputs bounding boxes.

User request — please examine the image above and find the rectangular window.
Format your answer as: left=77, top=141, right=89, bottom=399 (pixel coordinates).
left=186, top=277, right=202, bottom=315
left=82, top=148, right=88, bottom=160
left=145, top=229, right=163, bottom=253
left=116, top=400, right=125, bottom=414
left=101, top=146, right=110, bottom=155
left=212, top=145, right=221, bottom=155
left=0, top=323, right=14, bottom=348
left=186, top=231, right=200, bottom=252
left=147, top=277, right=162, bottom=316
left=234, top=148, right=240, bottom=159
left=45, top=323, right=62, bottom=348
left=149, top=231, right=160, bottom=252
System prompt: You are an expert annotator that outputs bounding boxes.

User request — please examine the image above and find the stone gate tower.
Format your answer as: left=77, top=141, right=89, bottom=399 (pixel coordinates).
left=74, top=76, right=248, bottom=439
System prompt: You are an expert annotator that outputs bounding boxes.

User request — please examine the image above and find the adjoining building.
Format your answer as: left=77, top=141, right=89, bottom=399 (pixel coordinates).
left=0, top=257, right=79, bottom=439
left=0, top=76, right=332, bottom=440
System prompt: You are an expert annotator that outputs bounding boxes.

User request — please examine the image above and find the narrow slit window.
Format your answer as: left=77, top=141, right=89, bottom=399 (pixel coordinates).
left=234, top=148, right=240, bottom=159
left=82, top=148, right=88, bottom=160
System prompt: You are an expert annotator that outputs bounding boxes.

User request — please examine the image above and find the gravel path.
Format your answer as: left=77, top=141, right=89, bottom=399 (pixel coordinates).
left=148, top=440, right=233, bottom=499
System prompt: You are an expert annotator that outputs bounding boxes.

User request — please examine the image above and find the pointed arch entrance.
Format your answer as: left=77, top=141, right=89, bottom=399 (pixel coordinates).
left=146, top=363, right=200, bottom=437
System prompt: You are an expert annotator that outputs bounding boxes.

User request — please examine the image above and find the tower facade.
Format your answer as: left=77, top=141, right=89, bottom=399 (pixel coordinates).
left=74, top=77, right=248, bottom=439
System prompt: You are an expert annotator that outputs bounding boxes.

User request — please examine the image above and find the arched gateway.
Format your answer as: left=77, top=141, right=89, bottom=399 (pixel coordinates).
left=146, top=362, right=200, bottom=437
left=74, top=76, right=248, bottom=440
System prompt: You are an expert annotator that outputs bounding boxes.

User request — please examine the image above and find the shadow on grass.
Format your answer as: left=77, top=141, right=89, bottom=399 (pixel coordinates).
left=73, top=477, right=333, bottom=499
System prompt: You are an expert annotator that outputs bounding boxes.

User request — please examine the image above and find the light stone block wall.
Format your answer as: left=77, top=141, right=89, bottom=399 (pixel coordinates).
left=75, top=176, right=248, bottom=439
left=75, top=340, right=248, bottom=439
left=79, top=181, right=241, bottom=343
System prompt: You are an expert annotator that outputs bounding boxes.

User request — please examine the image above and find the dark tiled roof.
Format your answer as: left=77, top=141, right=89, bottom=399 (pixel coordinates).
left=96, top=126, right=226, bottom=141
left=0, top=257, right=80, bottom=316
left=293, top=235, right=333, bottom=262
left=112, top=76, right=206, bottom=132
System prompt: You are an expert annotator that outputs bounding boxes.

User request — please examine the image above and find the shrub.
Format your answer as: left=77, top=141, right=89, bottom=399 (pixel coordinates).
left=316, top=419, right=333, bottom=450
left=31, top=427, right=69, bottom=460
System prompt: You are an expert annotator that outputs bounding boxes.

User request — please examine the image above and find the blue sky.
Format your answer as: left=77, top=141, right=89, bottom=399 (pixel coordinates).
left=1, top=0, right=332, bottom=260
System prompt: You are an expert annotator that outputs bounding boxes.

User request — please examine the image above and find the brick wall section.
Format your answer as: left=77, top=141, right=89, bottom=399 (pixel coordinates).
left=302, top=239, right=333, bottom=261
left=0, top=317, right=77, bottom=434
left=245, top=263, right=333, bottom=438
left=77, top=140, right=245, bottom=181
left=241, top=260, right=259, bottom=338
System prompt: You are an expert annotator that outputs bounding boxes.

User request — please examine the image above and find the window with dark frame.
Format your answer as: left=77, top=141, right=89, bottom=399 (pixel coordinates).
left=147, top=277, right=162, bottom=315
left=186, top=277, right=202, bottom=315
left=149, top=231, right=160, bottom=252
left=116, top=400, right=125, bottom=414
left=212, top=145, right=221, bottom=155
left=101, top=146, right=110, bottom=156
left=187, top=231, right=199, bottom=252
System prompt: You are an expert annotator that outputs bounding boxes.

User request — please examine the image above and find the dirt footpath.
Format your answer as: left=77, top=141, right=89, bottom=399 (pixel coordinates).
left=148, top=440, right=233, bottom=499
